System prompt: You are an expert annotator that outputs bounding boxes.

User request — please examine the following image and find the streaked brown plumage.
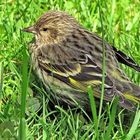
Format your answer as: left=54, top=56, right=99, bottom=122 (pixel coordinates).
left=23, top=11, right=140, bottom=111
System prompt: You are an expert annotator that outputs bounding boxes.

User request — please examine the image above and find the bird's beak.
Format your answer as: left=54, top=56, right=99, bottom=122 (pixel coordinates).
left=22, top=26, right=36, bottom=34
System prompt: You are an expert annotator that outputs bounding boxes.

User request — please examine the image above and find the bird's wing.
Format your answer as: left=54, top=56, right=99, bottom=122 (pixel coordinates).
left=38, top=55, right=115, bottom=101
left=39, top=55, right=140, bottom=111
left=113, top=47, right=140, bottom=72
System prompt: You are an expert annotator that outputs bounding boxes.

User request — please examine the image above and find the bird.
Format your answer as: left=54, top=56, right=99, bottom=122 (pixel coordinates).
left=23, top=10, right=140, bottom=112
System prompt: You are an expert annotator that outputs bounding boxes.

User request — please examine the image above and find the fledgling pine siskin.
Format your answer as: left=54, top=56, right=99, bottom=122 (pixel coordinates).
left=23, top=11, right=140, bottom=111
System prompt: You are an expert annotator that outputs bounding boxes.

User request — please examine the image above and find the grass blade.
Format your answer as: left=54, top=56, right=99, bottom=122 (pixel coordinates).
left=97, top=0, right=106, bottom=122
left=104, top=97, right=119, bottom=139
left=88, top=86, right=98, bottom=139
left=0, top=62, right=4, bottom=111
left=19, top=46, right=29, bottom=140
left=125, top=110, right=140, bottom=140
left=43, top=94, right=47, bottom=140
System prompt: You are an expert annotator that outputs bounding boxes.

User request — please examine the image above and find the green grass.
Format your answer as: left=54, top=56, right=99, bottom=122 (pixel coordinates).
left=0, top=0, right=140, bottom=139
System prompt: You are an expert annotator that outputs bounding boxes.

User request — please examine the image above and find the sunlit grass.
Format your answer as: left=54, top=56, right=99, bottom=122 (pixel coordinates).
left=0, top=0, right=140, bottom=139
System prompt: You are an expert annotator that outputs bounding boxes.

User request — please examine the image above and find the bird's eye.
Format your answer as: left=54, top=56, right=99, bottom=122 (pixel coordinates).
left=42, top=28, right=48, bottom=32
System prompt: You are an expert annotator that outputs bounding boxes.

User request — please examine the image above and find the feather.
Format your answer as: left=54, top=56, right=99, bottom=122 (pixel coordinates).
left=113, top=47, right=140, bottom=72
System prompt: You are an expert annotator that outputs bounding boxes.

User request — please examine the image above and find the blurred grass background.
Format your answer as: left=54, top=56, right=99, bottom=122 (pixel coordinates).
left=0, top=0, right=140, bottom=139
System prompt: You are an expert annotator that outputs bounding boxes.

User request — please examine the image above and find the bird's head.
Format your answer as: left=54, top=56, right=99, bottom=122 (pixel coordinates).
left=23, top=11, right=79, bottom=45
